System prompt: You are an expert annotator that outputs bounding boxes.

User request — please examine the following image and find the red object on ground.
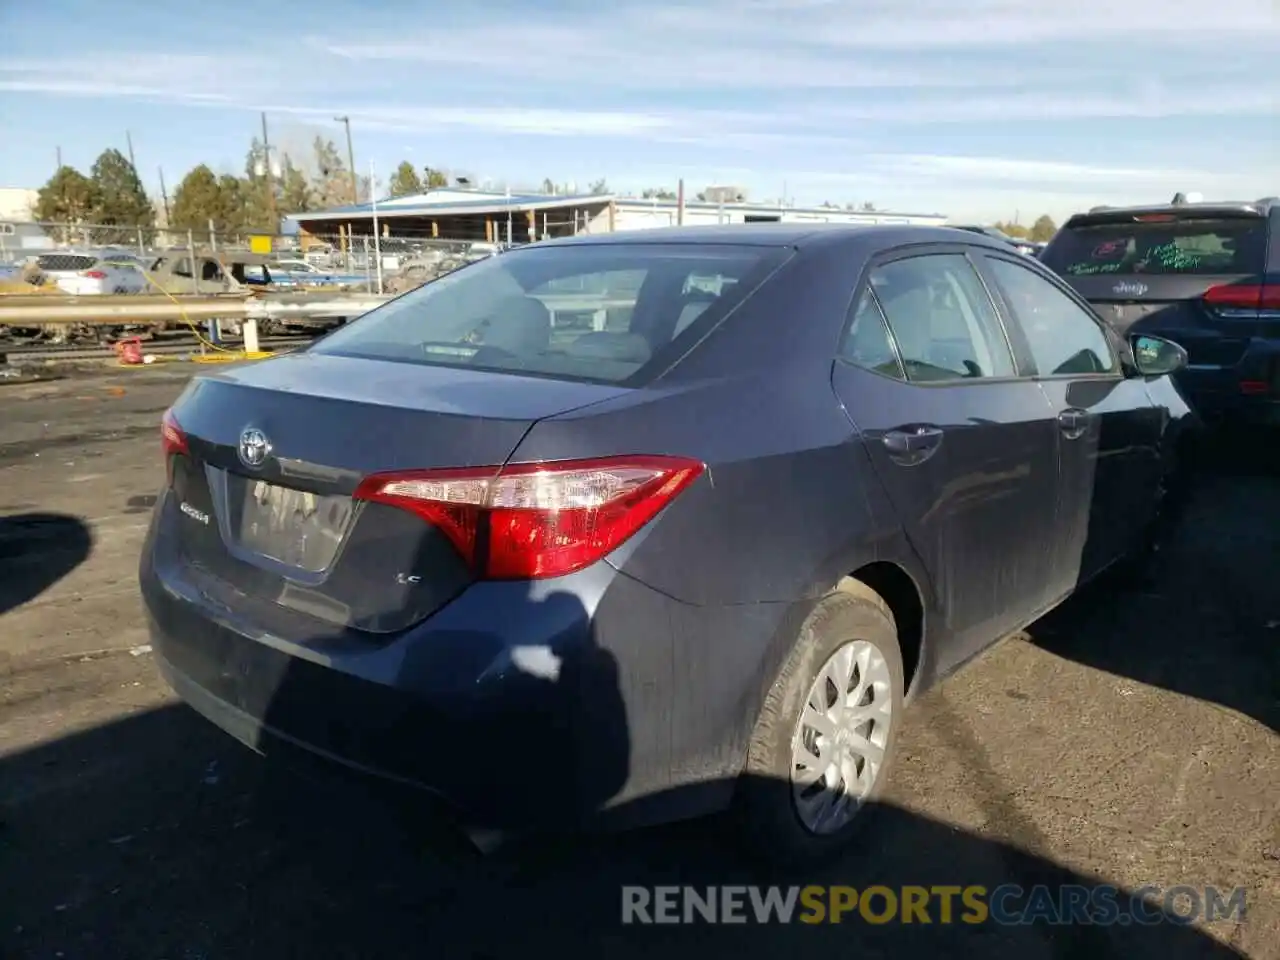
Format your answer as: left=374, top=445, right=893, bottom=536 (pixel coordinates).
left=114, top=338, right=144, bottom=365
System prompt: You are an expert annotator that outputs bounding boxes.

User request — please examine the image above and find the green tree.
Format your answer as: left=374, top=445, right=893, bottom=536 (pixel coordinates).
left=279, top=158, right=313, bottom=215
left=641, top=187, right=677, bottom=200
left=994, top=220, right=1031, bottom=239
left=388, top=161, right=423, bottom=198
left=588, top=178, right=609, bottom=194
left=312, top=137, right=353, bottom=207
left=238, top=137, right=275, bottom=231
left=540, top=177, right=557, bottom=195
left=89, top=148, right=155, bottom=243
left=1029, top=214, right=1058, bottom=243
left=32, top=166, right=101, bottom=242
left=217, top=174, right=249, bottom=236
left=170, top=165, right=226, bottom=236
left=423, top=167, right=449, bottom=189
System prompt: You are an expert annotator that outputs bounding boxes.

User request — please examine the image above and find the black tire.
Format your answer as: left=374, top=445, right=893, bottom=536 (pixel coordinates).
left=733, top=578, right=905, bottom=866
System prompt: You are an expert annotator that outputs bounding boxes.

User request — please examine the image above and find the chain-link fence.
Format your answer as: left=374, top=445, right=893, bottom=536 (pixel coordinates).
left=0, top=221, right=532, bottom=295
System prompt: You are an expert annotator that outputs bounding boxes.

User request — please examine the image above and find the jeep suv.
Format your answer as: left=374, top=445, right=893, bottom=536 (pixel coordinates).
left=1040, top=197, right=1279, bottom=425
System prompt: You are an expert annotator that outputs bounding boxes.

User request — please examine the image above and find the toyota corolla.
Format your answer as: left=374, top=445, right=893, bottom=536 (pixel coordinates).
left=140, top=225, right=1195, bottom=863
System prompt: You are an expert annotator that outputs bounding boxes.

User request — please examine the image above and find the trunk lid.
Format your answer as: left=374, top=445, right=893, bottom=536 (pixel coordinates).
left=1041, top=207, right=1273, bottom=369
left=163, top=353, right=630, bottom=634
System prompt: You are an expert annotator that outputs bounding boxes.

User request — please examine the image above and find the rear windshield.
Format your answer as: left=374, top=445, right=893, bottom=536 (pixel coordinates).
left=310, top=242, right=786, bottom=384
left=1044, top=217, right=1267, bottom=277
left=36, top=254, right=98, bottom=272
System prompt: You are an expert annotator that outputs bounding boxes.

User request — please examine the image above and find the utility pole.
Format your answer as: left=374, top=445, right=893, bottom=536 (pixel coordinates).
left=334, top=115, right=358, bottom=203
left=260, top=112, right=278, bottom=231
left=158, top=166, right=171, bottom=227
left=56, top=146, right=62, bottom=170
left=126, top=130, right=137, bottom=170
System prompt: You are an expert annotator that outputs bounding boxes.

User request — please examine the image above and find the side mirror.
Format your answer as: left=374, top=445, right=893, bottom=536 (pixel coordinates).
left=1129, top=334, right=1188, bottom=378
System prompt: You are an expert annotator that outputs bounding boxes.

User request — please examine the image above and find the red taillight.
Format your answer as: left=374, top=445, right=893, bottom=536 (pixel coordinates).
left=1203, top=283, right=1280, bottom=311
left=354, top=455, right=704, bottom=580
left=82, top=270, right=108, bottom=279
left=161, top=410, right=187, bottom=481
left=1239, top=380, right=1270, bottom=395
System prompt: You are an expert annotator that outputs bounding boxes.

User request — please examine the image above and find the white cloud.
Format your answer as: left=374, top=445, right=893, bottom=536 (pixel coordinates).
left=811, top=87, right=1280, bottom=123
left=315, top=0, right=1280, bottom=82
left=860, top=155, right=1210, bottom=185
left=3, top=0, right=1275, bottom=221
left=278, top=105, right=676, bottom=138
left=747, top=0, right=1280, bottom=48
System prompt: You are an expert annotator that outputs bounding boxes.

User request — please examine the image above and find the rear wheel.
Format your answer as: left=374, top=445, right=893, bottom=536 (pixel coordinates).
left=734, top=578, right=904, bottom=866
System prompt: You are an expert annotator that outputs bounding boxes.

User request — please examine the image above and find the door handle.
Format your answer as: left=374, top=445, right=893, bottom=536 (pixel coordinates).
left=1058, top=408, right=1089, bottom=439
left=883, top=426, right=944, bottom=460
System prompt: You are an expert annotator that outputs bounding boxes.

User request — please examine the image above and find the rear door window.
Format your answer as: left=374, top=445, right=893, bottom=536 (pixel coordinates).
left=839, top=290, right=904, bottom=379
left=1044, top=217, right=1267, bottom=278
left=310, top=243, right=787, bottom=384
left=865, top=254, right=1017, bottom=382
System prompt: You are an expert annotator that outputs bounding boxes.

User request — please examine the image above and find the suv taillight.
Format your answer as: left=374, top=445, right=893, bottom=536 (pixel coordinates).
left=354, top=455, right=704, bottom=580
left=1203, top=283, right=1280, bottom=317
left=82, top=270, right=108, bottom=279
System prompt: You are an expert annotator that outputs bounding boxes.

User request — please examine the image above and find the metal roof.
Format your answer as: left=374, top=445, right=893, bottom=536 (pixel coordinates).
left=289, top=190, right=946, bottom=224
left=534, top=222, right=1008, bottom=250
left=616, top=197, right=947, bottom=220
left=288, top=192, right=615, bottom=222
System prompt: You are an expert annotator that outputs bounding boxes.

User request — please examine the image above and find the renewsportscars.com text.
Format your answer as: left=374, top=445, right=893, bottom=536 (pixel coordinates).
left=621, top=884, right=1246, bottom=926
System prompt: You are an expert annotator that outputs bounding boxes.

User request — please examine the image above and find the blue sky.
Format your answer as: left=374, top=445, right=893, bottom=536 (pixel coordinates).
left=1, top=0, right=1276, bottom=221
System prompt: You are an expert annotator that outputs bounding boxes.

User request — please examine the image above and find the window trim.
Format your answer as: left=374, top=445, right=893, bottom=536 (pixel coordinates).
left=975, top=251, right=1124, bottom=382
left=835, top=243, right=1029, bottom=388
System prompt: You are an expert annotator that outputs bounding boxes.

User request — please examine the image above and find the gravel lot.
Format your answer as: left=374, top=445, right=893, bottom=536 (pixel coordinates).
left=1, top=365, right=1276, bottom=960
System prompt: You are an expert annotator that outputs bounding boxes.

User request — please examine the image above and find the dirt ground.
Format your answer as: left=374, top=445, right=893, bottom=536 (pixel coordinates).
left=1, top=364, right=1276, bottom=960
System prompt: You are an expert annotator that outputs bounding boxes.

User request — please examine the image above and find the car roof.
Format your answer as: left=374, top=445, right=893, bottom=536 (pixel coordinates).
left=531, top=222, right=1018, bottom=252
left=1064, top=197, right=1277, bottom=228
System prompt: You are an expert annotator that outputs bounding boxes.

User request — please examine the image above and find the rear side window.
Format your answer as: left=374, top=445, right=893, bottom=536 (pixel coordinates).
left=36, top=254, right=97, bottom=271
left=311, top=243, right=785, bottom=384
left=1044, top=217, right=1267, bottom=277
left=840, top=291, right=904, bottom=379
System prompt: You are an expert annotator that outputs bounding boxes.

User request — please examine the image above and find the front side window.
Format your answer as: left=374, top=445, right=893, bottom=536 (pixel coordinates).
left=867, top=254, right=1016, bottom=382
left=985, top=257, right=1118, bottom=376
left=311, top=243, right=786, bottom=384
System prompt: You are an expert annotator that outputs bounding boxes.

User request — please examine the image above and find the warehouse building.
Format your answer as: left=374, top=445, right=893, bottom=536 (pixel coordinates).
left=285, top=187, right=947, bottom=246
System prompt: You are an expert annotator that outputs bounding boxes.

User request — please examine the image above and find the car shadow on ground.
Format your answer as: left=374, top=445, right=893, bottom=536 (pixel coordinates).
left=0, top=708, right=1251, bottom=958
left=0, top=512, right=93, bottom=616
left=1, top=437, right=1269, bottom=958
left=1024, top=436, right=1279, bottom=733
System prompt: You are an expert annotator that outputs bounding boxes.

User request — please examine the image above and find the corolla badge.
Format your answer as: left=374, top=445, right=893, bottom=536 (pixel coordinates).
left=1113, top=281, right=1149, bottom=297
left=238, top=427, right=271, bottom=469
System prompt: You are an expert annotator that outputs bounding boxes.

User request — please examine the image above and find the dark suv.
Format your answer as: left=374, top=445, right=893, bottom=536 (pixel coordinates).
left=1039, top=197, right=1280, bottom=425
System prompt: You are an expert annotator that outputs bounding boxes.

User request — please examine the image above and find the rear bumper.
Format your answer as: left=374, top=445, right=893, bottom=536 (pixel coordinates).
left=1177, top=338, right=1280, bottom=425
left=139, top=493, right=789, bottom=832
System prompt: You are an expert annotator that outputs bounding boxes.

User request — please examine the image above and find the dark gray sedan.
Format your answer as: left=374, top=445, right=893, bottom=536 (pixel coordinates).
left=140, top=224, right=1196, bottom=864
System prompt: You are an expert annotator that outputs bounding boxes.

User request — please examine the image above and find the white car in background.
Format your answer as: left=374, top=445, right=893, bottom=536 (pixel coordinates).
left=33, top=251, right=150, bottom=295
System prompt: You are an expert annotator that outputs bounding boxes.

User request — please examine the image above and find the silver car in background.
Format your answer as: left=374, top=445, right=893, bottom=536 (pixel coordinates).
left=32, top=250, right=150, bottom=295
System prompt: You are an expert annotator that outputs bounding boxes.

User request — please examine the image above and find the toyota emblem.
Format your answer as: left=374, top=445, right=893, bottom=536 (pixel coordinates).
left=238, top=427, right=271, bottom=469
